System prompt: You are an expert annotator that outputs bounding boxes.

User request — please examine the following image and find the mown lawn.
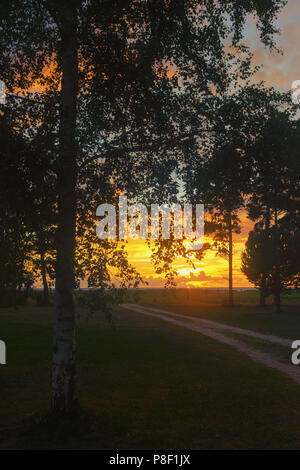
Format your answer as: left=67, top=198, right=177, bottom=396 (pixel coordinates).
left=1, top=304, right=300, bottom=449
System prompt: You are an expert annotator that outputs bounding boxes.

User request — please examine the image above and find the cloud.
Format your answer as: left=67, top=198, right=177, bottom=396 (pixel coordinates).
left=142, top=270, right=227, bottom=288
left=248, top=0, right=300, bottom=91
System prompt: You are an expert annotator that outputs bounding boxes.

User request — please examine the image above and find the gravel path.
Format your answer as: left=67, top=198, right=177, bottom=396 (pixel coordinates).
left=133, top=305, right=292, bottom=346
left=121, top=304, right=300, bottom=385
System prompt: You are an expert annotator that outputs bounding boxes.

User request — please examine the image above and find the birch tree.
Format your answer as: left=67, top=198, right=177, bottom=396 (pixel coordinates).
left=0, top=0, right=287, bottom=414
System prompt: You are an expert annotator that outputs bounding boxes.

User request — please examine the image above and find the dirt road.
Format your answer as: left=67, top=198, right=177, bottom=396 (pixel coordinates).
left=121, top=304, right=300, bottom=384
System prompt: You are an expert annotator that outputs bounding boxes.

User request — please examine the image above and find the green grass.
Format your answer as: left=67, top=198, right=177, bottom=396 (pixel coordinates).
left=148, top=304, right=300, bottom=339
left=128, top=289, right=300, bottom=339
left=225, top=332, right=290, bottom=361
left=1, top=304, right=300, bottom=449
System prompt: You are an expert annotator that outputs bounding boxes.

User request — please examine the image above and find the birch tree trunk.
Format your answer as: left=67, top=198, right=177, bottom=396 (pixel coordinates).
left=51, top=3, right=78, bottom=414
left=40, top=246, right=49, bottom=305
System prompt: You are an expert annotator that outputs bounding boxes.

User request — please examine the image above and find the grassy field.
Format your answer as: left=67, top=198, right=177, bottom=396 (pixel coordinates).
left=129, top=289, right=300, bottom=338
left=126, top=287, right=300, bottom=307
left=1, top=297, right=300, bottom=449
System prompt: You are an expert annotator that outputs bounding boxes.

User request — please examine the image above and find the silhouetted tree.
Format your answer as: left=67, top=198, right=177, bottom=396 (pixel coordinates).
left=241, top=228, right=272, bottom=306
left=0, top=0, right=287, bottom=413
left=246, top=110, right=299, bottom=311
left=242, top=218, right=300, bottom=311
left=0, top=113, right=36, bottom=305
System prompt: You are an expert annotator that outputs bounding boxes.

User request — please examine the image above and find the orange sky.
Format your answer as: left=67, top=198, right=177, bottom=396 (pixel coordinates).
left=16, top=0, right=300, bottom=289
left=126, top=0, right=300, bottom=288
left=125, top=210, right=254, bottom=288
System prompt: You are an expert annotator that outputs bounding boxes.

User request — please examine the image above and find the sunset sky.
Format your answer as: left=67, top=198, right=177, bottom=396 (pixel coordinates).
left=25, top=1, right=300, bottom=289
left=126, top=0, right=300, bottom=288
